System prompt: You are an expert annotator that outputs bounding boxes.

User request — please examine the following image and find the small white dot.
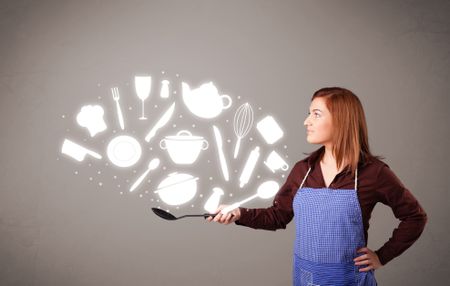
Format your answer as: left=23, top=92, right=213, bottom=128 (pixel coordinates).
left=97, top=96, right=102, bottom=100
left=207, top=160, right=211, bottom=163
left=176, top=206, right=179, bottom=209
left=176, top=74, right=180, bottom=77
left=83, top=138, right=87, bottom=142
left=258, top=107, right=262, bottom=110
left=173, top=124, right=176, bottom=128
left=145, top=190, right=149, bottom=194
left=97, top=171, right=101, bottom=174
left=281, top=174, right=286, bottom=178
left=227, top=139, right=231, bottom=143
left=56, top=157, right=59, bottom=161
left=209, top=177, right=213, bottom=180
left=149, top=147, right=153, bottom=151
left=226, top=120, right=229, bottom=123
left=234, top=170, right=238, bottom=173
left=173, top=91, right=177, bottom=94
left=257, top=175, right=261, bottom=178
left=120, top=191, right=123, bottom=195
left=147, top=179, right=151, bottom=183
left=133, top=170, right=137, bottom=173
left=191, top=205, right=194, bottom=208
left=113, top=176, right=117, bottom=179
left=249, top=137, right=253, bottom=141
left=88, top=163, right=92, bottom=167
left=97, top=83, right=101, bottom=87
left=284, top=145, right=288, bottom=149
left=128, top=106, right=132, bottom=110
left=139, top=194, right=143, bottom=198
left=154, top=105, right=158, bottom=108
left=285, top=155, right=289, bottom=158
left=61, top=115, right=66, bottom=118
left=151, top=198, right=154, bottom=202
left=179, top=115, right=183, bottom=118
left=192, top=124, right=196, bottom=128
left=105, top=163, right=109, bottom=166
left=98, top=182, right=103, bottom=187
left=156, top=200, right=160, bottom=203
left=199, top=194, right=203, bottom=198
left=162, top=166, right=167, bottom=170
left=74, top=171, right=78, bottom=175
left=117, top=184, right=121, bottom=188
left=113, top=130, right=116, bottom=133
left=161, top=71, right=165, bottom=74
left=237, top=96, right=241, bottom=99
left=125, top=179, right=129, bottom=183
left=229, top=193, right=233, bottom=197
left=89, top=177, right=93, bottom=181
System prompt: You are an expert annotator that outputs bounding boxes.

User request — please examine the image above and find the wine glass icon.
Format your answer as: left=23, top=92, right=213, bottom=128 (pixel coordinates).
left=135, top=75, right=152, bottom=120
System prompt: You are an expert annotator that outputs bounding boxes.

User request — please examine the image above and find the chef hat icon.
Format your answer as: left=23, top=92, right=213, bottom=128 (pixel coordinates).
left=76, top=105, right=107, bottom=137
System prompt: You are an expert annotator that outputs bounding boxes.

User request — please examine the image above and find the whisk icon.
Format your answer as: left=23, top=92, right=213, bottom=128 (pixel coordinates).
left=233, top=103, right=254, bottom=158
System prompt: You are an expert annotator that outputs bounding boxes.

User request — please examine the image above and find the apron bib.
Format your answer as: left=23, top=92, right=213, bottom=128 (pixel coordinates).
left=292, top=167, right=377, bottom=286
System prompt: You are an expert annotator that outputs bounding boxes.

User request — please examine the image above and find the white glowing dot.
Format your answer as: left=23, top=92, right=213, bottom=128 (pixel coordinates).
left=83, top=138, right=87, bottom=142
left=128, top=106, right=132, bottom=110
left=133, top=170, right=137, bottom=173
left=61, top=115, right=66, bottom=118
left=88, top=163, right=92, bottom=167
left=192, top=124, right=196, bottom=128
left=145, top=190, right=149, bottom=194
left=98, top=96, right=102, bottom=100
left=149, top=147, right=153, bottom=151
left=97, top=83, right=101, bottom=87
left=209, top=177, right=213, bottom=180
left=97, top=171, right=101, bottom=174
left=258, top=107, right=262, bottom=110
left=257, top=175, right=261, bottom=178
left=229, top=193, right=233, bottom=197
left=166, top=209, right=170, bottom=213
left=89, top=177, right=93, bottom=181
left=234, top=170, right=238, bottom=173
left=125, top=179, right=129, bottom=183
left=139, top=194, right=143, bottom=198
left=74, top=171, right=78, bottom=175
left=237, top=96, right=241, bottom=99
left=176, top=74, right=179, bottom=77
left=151, top=198, right=154, bottom=202
left=249, top=137, right=253, bottom=141
left=173, top=90, right=177, bottom=94
left=226, top=120, right=229, bottom=123
left=173, top=124, right=176, bottom=128
left=98, top=182, right=103, bottom=187
left=120, top=191, right=123, bottom=195
left=162, top=166, right=166, bottom=170
left=176, top=206, right=179, bottom=209
left=284, top=145, right=288, bottom=149
left=191, top=205, right=194, bottom=208
left=282, top=174, right=286, bottom=178
left=161, top=71, right=165, bottom=74
left=56, top=157, right=59, bottom=160
left=154, top=105, right=158, bottom=108
left=117, top=184, right=121, bottom=188
left=227, top=139, right=231, bottom=143
left=147, top=180, right=151, bottom=183
left=207, top=160, right=211, bottom=163
left=157, top=200, right=160, bottom=202
left=157, top=206, right=161, bottom=208
left=113, top=130, right=116, bottom=133
left=199, top=194, right=203, bottom=198
left=105, top=163, right=109, bottom=166
left=285, top=155, right=289, bottom=158
left=179, top=115, right=183, bottom=118
left=113, top=176, right=117, bottom=179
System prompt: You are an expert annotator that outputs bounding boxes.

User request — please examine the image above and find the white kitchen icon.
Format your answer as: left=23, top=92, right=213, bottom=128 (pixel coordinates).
left=160, top=130, right=209, bottom=165
left=160, top=80, right=170, bottom=98
left=264, top=150, right=289, bottom=173
left=256, top=115, right=284, bottom=145
left=61, top=139, right=102, bottom=162
left=204, top=187, right=225, bottom=213
left=76, top=105, right=107, bottom=137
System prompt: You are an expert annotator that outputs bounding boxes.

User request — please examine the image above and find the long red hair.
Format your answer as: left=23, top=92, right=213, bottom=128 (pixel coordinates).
left=311, top=87, right=380, bottom=176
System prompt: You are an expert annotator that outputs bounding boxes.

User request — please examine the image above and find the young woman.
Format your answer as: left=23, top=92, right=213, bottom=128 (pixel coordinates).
left=207, top=87, right=428, bottom=286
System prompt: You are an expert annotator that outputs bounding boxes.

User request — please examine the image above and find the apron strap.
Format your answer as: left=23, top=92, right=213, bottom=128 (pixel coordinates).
left=299, top=166, right=358, bottom=190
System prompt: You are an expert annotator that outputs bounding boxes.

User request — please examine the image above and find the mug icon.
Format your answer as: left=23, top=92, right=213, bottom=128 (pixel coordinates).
left=264, top=151, right=289, bottom=173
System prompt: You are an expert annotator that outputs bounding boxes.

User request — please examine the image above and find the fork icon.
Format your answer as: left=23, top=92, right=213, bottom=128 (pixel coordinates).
left=111, top=87, right=125, bottom=130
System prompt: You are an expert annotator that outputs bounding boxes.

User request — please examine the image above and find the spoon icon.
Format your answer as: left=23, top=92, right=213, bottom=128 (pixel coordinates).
left=220, top=180, right=280, bottom=214
left=129, top=158, right=160, bottom=192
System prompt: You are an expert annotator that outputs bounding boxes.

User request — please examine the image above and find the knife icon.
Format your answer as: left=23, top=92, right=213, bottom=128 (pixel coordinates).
left=145, top=102, right=176, bottom=142
left=213, top=125, right=229, bottom=181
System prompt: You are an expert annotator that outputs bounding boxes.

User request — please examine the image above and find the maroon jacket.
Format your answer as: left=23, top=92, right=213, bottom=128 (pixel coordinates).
left=235, top=146, right=428, bottom=265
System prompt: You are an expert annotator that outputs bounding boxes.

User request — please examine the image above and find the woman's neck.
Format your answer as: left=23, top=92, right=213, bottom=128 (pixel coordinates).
left=321, top=144, right=347, bottom=171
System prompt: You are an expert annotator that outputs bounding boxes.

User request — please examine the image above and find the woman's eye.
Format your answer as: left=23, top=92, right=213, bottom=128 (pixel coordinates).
left=314, top=113, right=321, bottom=118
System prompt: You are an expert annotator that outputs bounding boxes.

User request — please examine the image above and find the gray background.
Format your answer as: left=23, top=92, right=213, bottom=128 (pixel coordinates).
left=1, top=0, right=449, bottom=285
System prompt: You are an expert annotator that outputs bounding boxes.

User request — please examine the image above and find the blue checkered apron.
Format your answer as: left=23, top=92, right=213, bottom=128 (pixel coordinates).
left=292, top=167, right=377, bottom=286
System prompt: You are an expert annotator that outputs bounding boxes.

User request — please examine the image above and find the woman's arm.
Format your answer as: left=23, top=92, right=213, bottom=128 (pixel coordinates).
left=233, top=162, right=303, bottom=231
left=374, top=164, right=428, bottom=265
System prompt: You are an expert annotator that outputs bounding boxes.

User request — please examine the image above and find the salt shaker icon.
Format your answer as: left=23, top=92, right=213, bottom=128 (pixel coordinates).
left=160, top=80, right=170, bottom=98
left=204, top=187, right=225, bottom=213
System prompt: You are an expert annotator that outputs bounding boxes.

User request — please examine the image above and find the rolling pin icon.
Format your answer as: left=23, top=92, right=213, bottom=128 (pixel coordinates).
left=239, top=146, right=260, bottom=188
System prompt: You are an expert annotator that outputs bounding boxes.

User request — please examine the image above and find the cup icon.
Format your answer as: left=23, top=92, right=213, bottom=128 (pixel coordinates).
left=264, top=151, right=289, bottom=173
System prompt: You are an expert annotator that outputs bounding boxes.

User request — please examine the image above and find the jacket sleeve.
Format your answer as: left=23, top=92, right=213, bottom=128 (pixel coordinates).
left=234, top=162, right=302, bottom=231
left=374, top=164, right=428, bottom=265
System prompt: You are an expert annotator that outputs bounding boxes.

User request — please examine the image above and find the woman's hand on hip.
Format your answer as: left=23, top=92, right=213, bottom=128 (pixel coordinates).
left=354, top=247, right=383, bottom=272
left=206, top=204, right=241, bottom=225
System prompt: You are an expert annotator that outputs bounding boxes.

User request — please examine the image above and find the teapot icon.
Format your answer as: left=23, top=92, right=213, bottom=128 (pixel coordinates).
left=182, top=82, right=232, bottom=119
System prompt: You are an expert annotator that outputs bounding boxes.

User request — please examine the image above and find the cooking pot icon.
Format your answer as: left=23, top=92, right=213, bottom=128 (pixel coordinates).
left=160, top=130, right=209, bottom=165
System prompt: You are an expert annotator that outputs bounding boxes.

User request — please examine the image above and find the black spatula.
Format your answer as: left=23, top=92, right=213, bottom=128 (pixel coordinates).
left=151, top=208, right=218, bottom=221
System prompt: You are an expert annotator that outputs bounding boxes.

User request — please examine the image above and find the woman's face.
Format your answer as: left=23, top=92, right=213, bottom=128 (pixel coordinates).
left=303, top=97, right=333, bottom=145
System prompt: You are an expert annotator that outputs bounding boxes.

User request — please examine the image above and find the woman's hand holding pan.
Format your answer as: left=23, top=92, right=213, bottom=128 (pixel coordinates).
left=206, top=204, right=241, bottom=225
